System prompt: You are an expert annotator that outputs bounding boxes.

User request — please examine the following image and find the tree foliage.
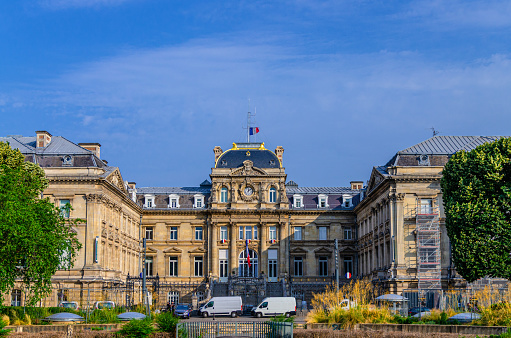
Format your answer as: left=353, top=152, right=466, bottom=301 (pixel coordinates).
left=441, top=137, right=511, bottom=282
left=0, top=142, right=81, bottom=304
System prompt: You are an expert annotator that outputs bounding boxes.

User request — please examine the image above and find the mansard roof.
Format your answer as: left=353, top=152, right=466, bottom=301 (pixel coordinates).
left=286, top=186, right=356, bottom=195
left=215, top=142, right=281, bottom=169
left=136, top=186, right=210, bottom=195
left=386, top=135, right=509, bottom=167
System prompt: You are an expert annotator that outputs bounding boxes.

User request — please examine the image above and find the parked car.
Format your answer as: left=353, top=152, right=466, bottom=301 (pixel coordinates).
left=59, top=301, right=79, bottom=310
left=252, top=297, right=296, bottom=318
left=174, top=304, right=191, bottom=318
left=408, top=306, right=431, bottom=316
left=94, top=301, right=115, bottom=310
left=199, top=296, right=243, bottom=318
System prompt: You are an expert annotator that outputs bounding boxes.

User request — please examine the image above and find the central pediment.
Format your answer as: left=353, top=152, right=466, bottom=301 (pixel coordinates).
left=229, top=160, right=268, bottom=176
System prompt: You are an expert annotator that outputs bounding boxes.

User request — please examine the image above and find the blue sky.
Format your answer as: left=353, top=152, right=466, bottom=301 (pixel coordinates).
left=1, top=0, right=511, bottom=188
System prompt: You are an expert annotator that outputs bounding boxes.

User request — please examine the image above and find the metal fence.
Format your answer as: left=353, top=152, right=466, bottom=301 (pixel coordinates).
left=176, top=321, right=293, bottom=338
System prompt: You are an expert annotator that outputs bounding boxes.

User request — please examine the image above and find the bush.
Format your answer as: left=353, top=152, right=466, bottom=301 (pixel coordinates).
left=117, top=318, right=155, bottom=338
left=0, top=319, right=12, bottom=337
left=271, top=314, right=294, bottom=323
left=88, top=309, right=121, bottom=324
left=155, top=311, right=178, bottom=333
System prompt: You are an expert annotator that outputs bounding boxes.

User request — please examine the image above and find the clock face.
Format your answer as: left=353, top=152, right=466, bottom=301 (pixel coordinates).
left=244, top=187, right=254, bottom=196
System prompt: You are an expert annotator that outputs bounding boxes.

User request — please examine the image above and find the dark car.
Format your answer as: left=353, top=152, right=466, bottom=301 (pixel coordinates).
left=174, top=304, right=191, bottom=318
left=408, top=306, right=431, bottom=316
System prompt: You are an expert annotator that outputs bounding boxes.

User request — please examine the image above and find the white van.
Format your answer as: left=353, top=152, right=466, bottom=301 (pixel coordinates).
left=252, top=297, right=296, bottom=317
left=199, top=296, right=242, bottom=318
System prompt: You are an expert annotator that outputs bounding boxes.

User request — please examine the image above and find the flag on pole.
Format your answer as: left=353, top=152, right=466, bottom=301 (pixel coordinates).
left=249, top=127, right=259, bottom=135
left=245, top=239, right=251, bottom=267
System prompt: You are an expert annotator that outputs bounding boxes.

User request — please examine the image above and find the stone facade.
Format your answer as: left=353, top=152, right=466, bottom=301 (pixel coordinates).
left=2, top=132, right=507, bottom=308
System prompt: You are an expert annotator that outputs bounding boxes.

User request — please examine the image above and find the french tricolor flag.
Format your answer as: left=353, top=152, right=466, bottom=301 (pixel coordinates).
left=249, top=127, right=259, bottom=135
left=346, top=272, right=352, bottom=279
left=245, top=239, right=251, bottom=267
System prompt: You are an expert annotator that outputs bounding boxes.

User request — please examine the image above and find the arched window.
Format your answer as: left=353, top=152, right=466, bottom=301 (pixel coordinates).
left=269, top=187, right=277, bottom=203
left=220, top=187, right=228, bottom=203
left=238, top=250, right=258, bottom=277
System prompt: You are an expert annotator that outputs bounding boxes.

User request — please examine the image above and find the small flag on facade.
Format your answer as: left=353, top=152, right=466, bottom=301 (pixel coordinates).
left=249, top=127, right=259, bottom=135
left=245, top=239, right=251, bottom=267
left=346, top=272, right=352, bottom=279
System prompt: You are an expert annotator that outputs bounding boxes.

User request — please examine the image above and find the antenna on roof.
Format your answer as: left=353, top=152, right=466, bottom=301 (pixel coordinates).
left=430, top=127, right=439, bottom=137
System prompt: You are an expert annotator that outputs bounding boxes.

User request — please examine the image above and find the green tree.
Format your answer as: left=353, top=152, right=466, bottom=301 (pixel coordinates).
left=441, top=137, right=511, bottom=282
left=0, top=142, right=81, bottom=305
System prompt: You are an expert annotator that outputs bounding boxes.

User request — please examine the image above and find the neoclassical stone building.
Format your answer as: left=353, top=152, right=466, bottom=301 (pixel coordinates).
left=355, top=136, right=508, bottom=302
left=132, top=142, right=360, bottom=304
left=2, top=131, right=507, bottom=307
left=1, top=131, right=142, bottom=307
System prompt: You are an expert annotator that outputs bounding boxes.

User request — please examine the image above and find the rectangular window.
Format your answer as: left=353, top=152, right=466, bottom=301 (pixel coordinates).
left=420, top=199, right=433, bottom=214
left=169, top=227, right=178, bottom=240
left=220, top=188, right=228, bottom=203
left=239, top=226, right=244, bottom=240
left=220, top=226, right=228, bottom=241
left=238, top=226, right=257, bottom=240
left=269, top=226, right=277, bottom=241
left=319, top=256, right=328, bottom=276
left=171, top=199, right=177, bottom=208
left=319, top=197, right=326, bottom=208
left=168, top=291, right=179, bottom=304
left=195, top=227, right=203, bottom=241
left=145, top=227, right=154, bottom=240
left=294, top=227, right=302, bottom=240
left=196, top=199, right=202, bottom=208
left=194, top=256, right=203, bottom=277
left=269, top=188, right=277, bottom=203
left=294, top=196, right=302, bottom=208
left=169, top=257, right=178, bottom=276
left=268, top=259, right=277, bottom=278
left=59, top=199, right=71, bottom=218
left=319, top=227, right=327, bottom=240
left=246, top=226, right=252, bottom=240
left=294, top=257, right=303, bottom=276
left=145, top=257, right=153, bottom=276
left=254, top=226, right=258, bottom=240
left=219, top=249, right=228, bottom=279
left=344, top=227, right=352, bottom=240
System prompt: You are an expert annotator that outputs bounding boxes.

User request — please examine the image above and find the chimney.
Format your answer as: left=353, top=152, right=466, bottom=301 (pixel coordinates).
left=275, top=146, right=284, bottom=164
left=127, top=182, right=136, bottom=190
left=350, top=181, right=364, bottom=190
left=35, top=131, right=52, bottom=148
left=79, top=143, right=101, bottom=158
left=214, top=146, right=223, bottom=162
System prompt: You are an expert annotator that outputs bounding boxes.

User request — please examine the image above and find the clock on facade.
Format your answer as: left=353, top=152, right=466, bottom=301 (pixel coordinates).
left=244, top=187, right=254, bottom=196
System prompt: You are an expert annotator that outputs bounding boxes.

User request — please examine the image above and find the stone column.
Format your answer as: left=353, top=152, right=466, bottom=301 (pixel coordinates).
left=211, top=223, right=219, bottom=277
left=230, top=222, right=237, bottom=275
left=279, top=222, right=288, bottom=277
left=395, top=193, right=405, bottom=268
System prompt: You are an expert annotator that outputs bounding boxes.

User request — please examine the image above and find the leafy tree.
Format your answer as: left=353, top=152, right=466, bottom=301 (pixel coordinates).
left=441, top=137, right=511, bottom=282
left=0, top=142, right=81, bottom=305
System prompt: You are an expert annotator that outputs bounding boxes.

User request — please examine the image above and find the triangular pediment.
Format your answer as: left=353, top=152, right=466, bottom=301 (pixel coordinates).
left=106, top=168, right=128, bottom=194
left=229, top=160, right=268, bottom=177
left=146, top=247, right=158, bottom=254
left=163, top=247, right=183, bottom=254
left=189, top=247, right=207, bottom=254
left=290, top=247, right=308, bottom=255
left=314, top=247, right=332, bottom=255
left=366, top=167, right=387, bottom=193
left=339, top=245, right=357, bottom=252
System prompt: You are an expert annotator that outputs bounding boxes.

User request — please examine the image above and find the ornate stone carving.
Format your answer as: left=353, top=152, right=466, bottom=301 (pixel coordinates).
left=229, top=160, right=268, bottom=177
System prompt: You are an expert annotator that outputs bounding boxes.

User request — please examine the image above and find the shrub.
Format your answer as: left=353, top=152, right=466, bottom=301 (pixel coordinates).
left=0, top=319, right=12, bottom=337
left=271, top=314, right=294, bottom=323
left=88, top=309, right=121, bottom=324
left=117, top=318, right=155, bottom=338
left=0, top=315, right=9, bottom=326
left=155, top=311, right=178, bottom=333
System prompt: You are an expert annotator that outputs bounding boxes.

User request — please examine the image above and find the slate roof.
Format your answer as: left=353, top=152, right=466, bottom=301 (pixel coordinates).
left=0, top=136, right=93, bottom=155
left=216, top=149, right=280, bottom=169
left=397, top=136, right=506, bottom=155
left=136, top=187, right=211, bottom=195
left=286, top=187, right=356, bottom=195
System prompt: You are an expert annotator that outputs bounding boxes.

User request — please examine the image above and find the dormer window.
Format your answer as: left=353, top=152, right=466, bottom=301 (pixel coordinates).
left=220, top=187, right=228, bottom=203
left=343, top=195, right=353, bottom=208
left=269, top=187, right=277, bottom=203
left=293, top=194, right=303, bottom=208
left=144, top=194, right=155, bottom=208
left=168, top=194, right=180, bottom=208
left=62, top=155, right=73, bottom=166
left=194, top=194, right=205, bottom=208
left=318, top=194, right=328, bottom=208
